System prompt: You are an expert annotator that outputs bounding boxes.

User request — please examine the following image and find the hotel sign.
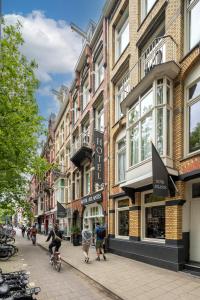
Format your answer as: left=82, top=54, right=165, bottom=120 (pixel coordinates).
left=94, top=130, right=104, bottom=185
left=81, top=191, right=103, bottom=206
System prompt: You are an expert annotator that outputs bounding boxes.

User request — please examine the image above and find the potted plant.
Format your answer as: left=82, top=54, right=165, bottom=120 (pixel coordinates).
left=71, top=226, right=81, bottom=246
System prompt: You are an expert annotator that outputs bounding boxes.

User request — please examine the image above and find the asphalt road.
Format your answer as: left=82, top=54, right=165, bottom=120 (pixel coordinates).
left=0, top=232, right=113, bottom=300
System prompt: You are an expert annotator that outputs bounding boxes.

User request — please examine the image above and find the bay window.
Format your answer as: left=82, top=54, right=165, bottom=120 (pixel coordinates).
left=115, top=73, right=130, bottom=121
left=186, top=0, right=200, bottom=52
left=186, top=77, right=200, bottom=154
left=142, top=192, right=165, bottom=241
left=128, top=77, right=172, bottom=167
left=115, top=7, right=129, bottom=61
left=115, top=199, right=129, bottom=238
left=117, top=137, right=126, bottom=183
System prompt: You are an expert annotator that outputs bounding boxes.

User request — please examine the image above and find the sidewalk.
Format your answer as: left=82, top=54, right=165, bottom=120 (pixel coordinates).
left=37, top=234, right=200, bottom=300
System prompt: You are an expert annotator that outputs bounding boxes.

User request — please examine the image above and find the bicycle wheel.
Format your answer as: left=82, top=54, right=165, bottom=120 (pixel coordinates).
left=56, top=261, right=61, bottom=272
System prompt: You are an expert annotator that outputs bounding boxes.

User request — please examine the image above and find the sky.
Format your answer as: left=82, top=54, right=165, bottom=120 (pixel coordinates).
left=3, top=0, right=105, bottom=124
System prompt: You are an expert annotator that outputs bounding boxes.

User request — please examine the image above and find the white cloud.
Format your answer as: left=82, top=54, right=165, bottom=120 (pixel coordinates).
left=5, top=11, right=82, bottom=82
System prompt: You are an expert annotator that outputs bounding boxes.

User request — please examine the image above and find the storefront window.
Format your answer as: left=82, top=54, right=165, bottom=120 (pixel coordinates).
left=142, top=192, right=165, bottom=241
left=116, top=199, right=129, bottom=237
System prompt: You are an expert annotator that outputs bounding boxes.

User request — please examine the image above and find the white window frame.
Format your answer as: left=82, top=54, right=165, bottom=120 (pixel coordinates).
left=184, top=61, right=200, bottom=157
left=127, top=77, right=173, bottom=168
left=141, top=190, right=165, bottom=243
left=115, top=198, right=129, bottom=239
left=73, top=95, right=79, bottom=124
left=141, top=0, right=157, bottom=21
left=185, top=0, right=200, bottom=54
left=116, top=136, right=126, bottom=184
left=61, top=122, right=64, bottom=145
left=95, top=102, right=104, bottom=132
left=115, top=8, right=129, bottom=61
left=84, top=164, right=91, bottom=196
left=75, top=171, right=81, bottom=199
left=60, top=152, right=65, bottom=173
left=82, top=78, right=90, bottom=110
left=65, top=175, right=71, bottom=203
left=55, top=179, right=65, bottom=204
left=95, top=54, right=104, bottom=91
left=115, top=73, right=130, bottom=122
left=66, top=113, right=70, bottom=137
left=65, top=145, right=70, bottom=170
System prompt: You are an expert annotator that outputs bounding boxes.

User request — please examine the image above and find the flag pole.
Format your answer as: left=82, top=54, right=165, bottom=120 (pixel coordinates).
left=169, top=175, right=178, bottom=194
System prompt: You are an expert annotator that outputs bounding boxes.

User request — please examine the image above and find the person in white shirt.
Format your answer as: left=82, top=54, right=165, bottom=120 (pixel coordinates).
left=81, top=224, right=92, bottom=263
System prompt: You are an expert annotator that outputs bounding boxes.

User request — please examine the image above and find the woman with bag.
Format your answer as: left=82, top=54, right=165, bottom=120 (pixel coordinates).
left=46, top=223, right=62, bottom=260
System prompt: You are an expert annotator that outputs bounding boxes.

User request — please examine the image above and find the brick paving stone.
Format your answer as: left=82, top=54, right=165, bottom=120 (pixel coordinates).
left=35, top=232, right=200, bottom=300
left=0, top=232, right=114, bottom=300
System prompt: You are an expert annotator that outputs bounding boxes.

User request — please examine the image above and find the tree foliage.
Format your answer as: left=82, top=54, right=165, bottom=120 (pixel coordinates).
left=0, top=21, right=50, bottom=219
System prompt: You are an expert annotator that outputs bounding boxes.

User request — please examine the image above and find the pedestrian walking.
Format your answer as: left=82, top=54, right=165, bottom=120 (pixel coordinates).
left=30, top=225, right=37, bottom=245
left=26, top=227, right=31, bottom=240
left=81, top=224, right=92, bottom=263
left=95, top=222, right=106, bottom=261
left=21, top=225, right=26, bottom=238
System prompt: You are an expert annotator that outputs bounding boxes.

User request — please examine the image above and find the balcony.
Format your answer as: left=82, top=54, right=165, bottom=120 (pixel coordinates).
left=121, top=35, right=180, bottom=114
left=70, top=133, right=92, bottom=167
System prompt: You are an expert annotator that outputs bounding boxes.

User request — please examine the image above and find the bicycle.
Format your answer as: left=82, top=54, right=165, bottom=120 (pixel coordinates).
left=50, top=251, right=61, bottom=272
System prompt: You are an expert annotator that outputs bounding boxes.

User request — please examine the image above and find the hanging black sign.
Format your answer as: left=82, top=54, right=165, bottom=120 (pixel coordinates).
left=57, top=201, right=66, bottom=218
left=152, top=142, right=169, bottom=197
left=94, top=130, right=104, bottom=185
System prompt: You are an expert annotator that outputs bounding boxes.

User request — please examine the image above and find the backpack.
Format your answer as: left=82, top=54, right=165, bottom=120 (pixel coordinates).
left=97, top=226, right=106, bottom=239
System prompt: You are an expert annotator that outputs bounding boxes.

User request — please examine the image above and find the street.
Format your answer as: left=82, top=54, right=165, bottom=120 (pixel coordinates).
left=0, top=232, right=114, bottom=300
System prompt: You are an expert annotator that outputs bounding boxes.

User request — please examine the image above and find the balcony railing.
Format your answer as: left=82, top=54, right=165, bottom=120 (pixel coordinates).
left=121, top=35, right=179, bottom=101
left=70, top=133, right=92, bottom=167
left=71, top=133, right=91, bottom=157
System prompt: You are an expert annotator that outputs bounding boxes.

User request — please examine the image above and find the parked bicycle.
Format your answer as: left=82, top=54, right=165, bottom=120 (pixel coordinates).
left=0, top=268, right=41, bottom=299
left=0, top=226, right=18, bottom=261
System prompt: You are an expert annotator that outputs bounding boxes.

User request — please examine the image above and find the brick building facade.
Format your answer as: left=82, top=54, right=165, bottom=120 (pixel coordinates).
left=30, top=0, right=200, bottom=271
left=107, top=0, right=200, bottom=271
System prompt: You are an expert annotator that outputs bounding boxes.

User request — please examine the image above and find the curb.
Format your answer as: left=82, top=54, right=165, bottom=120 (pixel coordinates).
left=37, top=242, right=124, bottom=300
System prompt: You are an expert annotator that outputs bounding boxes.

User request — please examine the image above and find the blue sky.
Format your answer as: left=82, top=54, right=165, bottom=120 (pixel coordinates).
left=3, top=0, right=105, bottom=123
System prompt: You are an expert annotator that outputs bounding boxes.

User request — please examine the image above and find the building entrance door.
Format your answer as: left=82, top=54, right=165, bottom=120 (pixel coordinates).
left=190, top=181, right=200, bottom=262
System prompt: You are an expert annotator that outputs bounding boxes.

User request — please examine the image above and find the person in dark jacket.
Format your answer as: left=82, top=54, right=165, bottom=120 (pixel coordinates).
left=46, top=223, right=63, bottom=259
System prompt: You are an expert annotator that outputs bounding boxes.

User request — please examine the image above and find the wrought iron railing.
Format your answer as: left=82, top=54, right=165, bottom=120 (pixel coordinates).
left=71, top=133, right=91, bottom=157
left=121, top=35, right=178, bottom=100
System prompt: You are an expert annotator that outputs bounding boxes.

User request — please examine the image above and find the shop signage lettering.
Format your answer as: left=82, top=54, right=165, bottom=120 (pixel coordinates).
left=94, top=130, right=104, bottom=185
left=152, top=143, right=169, bottom=197
left=81, top=192, right=103, bottom=205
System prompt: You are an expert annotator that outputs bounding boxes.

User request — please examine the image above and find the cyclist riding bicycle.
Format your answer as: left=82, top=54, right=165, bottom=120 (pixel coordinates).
left=46, top=223, right=63, bottom=260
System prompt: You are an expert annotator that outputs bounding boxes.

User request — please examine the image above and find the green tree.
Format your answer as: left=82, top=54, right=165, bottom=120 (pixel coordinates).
left=0, top=22, right=51, bottom=219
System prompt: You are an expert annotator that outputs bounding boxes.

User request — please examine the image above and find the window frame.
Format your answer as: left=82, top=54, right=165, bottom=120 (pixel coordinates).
left=115, top=72, right=130, bottom=122
left=185, top=76, right=200, bottom=156
left=185, top=0, right=200, bottom=54
left=95, top=54, right=104, bottom=91
left=141, top=0, right=157, bottom=21
left=141, top=190, right=165, bottom=243
left=84, top=164, right=91, bottom=196
left=115, top=198, right=129, bottom=239
left=116, top=136, right=126, bottom=184
left=73, top=95, right=79, bottom=125
left=127, top=77, right=173, bottom=169
left=115, top=8, right=129, bottom=61
left=95, top=102, right=104, bottom=132
left=82, top=77, right=90, bottom=110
